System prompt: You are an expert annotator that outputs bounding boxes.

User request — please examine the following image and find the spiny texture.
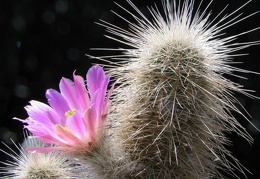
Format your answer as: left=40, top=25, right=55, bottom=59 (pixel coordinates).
left=73, top=136, right=140, bottom=179
left=98, top=0, right=259, bottom=178
left=0, top=136, right=76, bottom=179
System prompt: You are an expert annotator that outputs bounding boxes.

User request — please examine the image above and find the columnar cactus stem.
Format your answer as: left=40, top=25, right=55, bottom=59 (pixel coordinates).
left=74, top=136, right=140, bottom=178
left=98, top=0, right=259, bottom=178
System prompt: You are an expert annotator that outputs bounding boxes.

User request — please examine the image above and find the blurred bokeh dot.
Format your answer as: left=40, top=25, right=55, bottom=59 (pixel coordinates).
left=42, top=11, right=56, bottom=24
left=0, top=127, right=18, bottom=145
left=16, top=41, right=21, bottom=48
left=14, top=84, right=30, bottom=99
left=12, top=16, right=26, bottom=31
left=55, top=0, right=69, bottom=14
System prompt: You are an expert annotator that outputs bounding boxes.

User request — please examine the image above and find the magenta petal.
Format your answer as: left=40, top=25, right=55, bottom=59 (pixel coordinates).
left=59, top=77, right=79, bottom=109
left=13, top=117, right=27, bottom=123
left=101, top=81, right=115, bottom=120
left=87, top=65, right=111, bottom=113
left=25, top=124, right=60, bottom=140
left=46, top=89, right=70, bottom=122
left=82, top=108, right=96, bottom=141
left=90, top=90, right=101, bottom=114
left=36, top=134, right=67, bottom=144
left=54, top=124, right=81, bottom=145
left=25, top=100, right=59, bottom=126
left=87, top=65, right=109, bottom=98
left=25, top=106, right=50, bottom=125
left=101, top=100, right=111, bottom=121
left=30, top=134, right=62, bottom=144
left=66, top=111, right=86, bottom=138
left=73, top=72, right=90, bottom=110
left=97, top=75, right=110, bottom=110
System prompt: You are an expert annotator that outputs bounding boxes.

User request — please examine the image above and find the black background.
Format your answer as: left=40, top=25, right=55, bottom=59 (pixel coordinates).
left=0, top=0, right=259, bottom=178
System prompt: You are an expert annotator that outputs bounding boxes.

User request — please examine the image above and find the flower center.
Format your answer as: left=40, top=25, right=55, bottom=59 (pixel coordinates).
left=65, top=109, right=77, bottom=117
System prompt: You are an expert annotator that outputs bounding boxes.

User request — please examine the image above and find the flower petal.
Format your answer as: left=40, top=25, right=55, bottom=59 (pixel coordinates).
left=46, top=89, right=70, bottom=123
left=31, top=133, right=65, bottom=144
left=54, top=124, right=81, bottom=146
left=25, top=100, right=59, bottom=126
left=59, top=77, right=79, bottom=109
left=87, top=65, right=110, bottom=101
left=87, top=65, right=111, bottom=118
left=73, top=72, right=90, bottom=111
left=101, top=81, right=116, bottom=120
left=66, top=110, right=86, bottom=138
left=82, top=108, right=97, bottom=142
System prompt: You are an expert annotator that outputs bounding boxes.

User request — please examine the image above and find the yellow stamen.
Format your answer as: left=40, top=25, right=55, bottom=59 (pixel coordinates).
left=65, top=109, right=77, bottom=117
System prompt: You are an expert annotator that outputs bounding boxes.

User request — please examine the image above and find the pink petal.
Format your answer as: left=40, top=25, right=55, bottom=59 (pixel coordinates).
left=66, top=111, right=86, bottom=138
left=101, top=81, right=115, bottom=120
left=101, top=100, right=111, bottom=121
left=59, top=77, right=79, bottom=109
left=87, top=65, right=110, bottom=100
left=54, top=124, right=82, bottom=145
left=90, top=90, right=102, bottom=115
left=25, top=125, right=50, bottom=136
left=46, top=89, right=70, bottom=123
left=25, top=100, right=59, bottom=126
left=83, top=108, right=97, bottom=141
left=29, top=134, right=65, bottom=144
left=73, top=72, right=90, bottom=110
left=87, top=66, right=111, bottom=118
left=25, top=124, right=62, bottom=142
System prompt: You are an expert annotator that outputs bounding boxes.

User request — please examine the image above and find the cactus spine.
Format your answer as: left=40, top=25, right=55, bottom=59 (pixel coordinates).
left=1, top=0, right=259, bottom=178
left=99, top=0, right=259, bottom=178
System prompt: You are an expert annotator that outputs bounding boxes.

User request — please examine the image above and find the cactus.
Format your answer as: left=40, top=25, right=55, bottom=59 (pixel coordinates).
left=98, top=0, right=259, bottom=178
left=0, top=134, right=77, bottom=179
left=1, top=0, right=259, bottom=178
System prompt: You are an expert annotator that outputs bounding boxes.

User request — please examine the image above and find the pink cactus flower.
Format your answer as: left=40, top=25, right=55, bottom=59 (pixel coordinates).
left=15, top=65, right=114, bottom=152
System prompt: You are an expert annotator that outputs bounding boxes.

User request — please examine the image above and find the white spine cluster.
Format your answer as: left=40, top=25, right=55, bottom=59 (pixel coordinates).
left=0, top=135, right=77, bottom=179
left=97, top=0, right=259, bottom=178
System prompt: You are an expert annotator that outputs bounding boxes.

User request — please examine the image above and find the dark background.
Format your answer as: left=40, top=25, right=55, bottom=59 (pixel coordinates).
left=0, top=0, right=259, bottom=178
